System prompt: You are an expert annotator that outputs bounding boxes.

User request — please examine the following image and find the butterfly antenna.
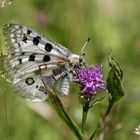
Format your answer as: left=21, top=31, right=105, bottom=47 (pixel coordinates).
left=80, top=37, right=90, bottom=56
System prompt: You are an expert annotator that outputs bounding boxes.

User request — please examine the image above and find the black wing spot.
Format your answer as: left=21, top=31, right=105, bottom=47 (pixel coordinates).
left=22, top=35, right=28, bottom=43
left=39, top=86, right=48, bottom=94
left=21, top=52, right=25, bottom=55
left=18, top=58, right=22, bottom=64
left=45, top=43, right=53, bottom=52
left=29, top=54, right=35, bottom=61
left=39, top=86, right=44, bottom=91
left=27, top=29, right=32, bottom=34
left=33, top=36, right=40, bottom=45
left=25, top=77, right=35, bottom=85
left=43, top=55, right=50, bottom=62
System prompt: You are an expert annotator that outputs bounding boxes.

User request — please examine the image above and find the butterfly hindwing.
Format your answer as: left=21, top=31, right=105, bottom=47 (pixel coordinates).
left=14, top=75, right=48, bottom=102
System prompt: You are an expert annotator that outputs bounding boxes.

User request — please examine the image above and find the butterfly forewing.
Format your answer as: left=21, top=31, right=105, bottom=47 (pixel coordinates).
left=3, top=23, right=74, bottom=101
left=3, top=24, right=72, bottom=57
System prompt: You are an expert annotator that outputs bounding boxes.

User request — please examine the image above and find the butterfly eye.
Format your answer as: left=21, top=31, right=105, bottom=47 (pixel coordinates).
left=82, top=53, right=85, bottom=56
left=79, top=58, right=83, bottom=62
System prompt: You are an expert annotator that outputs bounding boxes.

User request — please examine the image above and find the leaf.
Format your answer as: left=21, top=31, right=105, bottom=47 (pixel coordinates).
left=42, top=77, right=84, bottom=140
left=106, top=52, right=124, bottom=114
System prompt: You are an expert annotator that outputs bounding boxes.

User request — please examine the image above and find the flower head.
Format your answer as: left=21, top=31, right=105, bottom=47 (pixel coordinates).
left=75, top=65, right=107, bottom=99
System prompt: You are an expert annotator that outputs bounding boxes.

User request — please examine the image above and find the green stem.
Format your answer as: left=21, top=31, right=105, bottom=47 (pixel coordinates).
left=89, top=100, right=112, bottom=140
left=42, top=79, right=83, bottom=140
left=82, top=102, right=89, bottom=133
left=89, top=127, right=97, bottom=140
left=105, top=99, right=114, bottom=116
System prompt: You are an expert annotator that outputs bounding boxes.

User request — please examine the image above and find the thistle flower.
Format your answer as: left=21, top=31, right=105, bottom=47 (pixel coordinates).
left=75, top=65, right=107, bottom=99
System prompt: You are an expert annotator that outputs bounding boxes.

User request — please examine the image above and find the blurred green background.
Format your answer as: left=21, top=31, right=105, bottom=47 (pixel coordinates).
left=0, top=0, right=140, bottom=140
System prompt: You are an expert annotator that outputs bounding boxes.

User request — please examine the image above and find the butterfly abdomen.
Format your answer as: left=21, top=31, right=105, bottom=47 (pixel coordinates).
left=60, top=76, right=70, bottom=96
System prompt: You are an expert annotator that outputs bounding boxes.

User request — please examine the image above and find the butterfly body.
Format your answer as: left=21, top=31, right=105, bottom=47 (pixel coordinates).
left=3, top=23, right=85, bottom=102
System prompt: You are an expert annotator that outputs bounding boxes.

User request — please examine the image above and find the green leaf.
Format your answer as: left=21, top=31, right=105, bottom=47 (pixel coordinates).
left=81, top=102, right=89, bottom=133
left=106, top=52, right=124, bottom=114
left=42, top=78, right=84, bottom=140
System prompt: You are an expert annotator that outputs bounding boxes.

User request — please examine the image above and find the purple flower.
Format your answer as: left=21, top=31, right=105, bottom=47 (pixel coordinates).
left=75, top=65, right=107, bottom=98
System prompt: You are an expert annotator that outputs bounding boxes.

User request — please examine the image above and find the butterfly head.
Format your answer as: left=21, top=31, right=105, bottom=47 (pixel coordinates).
left=68, top=54, right=85, bottom=68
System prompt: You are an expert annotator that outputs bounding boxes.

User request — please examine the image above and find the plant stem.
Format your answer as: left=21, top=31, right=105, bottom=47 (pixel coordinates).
left=42, top=78, right=83, bottom=140
left=89, top=103, right=111, bottom=140
left=82, top=102, right=89, bottom=133
left=105, top=99, right=114, bottom=116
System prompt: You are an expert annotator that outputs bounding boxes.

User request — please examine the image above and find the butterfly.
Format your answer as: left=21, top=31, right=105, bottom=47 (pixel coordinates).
left=2, top=23, right=88, bottom=102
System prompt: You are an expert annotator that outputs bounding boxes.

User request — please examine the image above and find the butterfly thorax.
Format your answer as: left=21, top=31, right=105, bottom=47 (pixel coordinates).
left=67, top=54, right=85, bottom=77
left=68, top=54, right=80, bottom=64
left=68, top=54, right=85, bottom=67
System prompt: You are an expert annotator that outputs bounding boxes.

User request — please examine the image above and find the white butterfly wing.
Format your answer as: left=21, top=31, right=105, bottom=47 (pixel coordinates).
left=3, top=23, right=72, bottom=57
left=3, top=23, right=73, bottom=101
